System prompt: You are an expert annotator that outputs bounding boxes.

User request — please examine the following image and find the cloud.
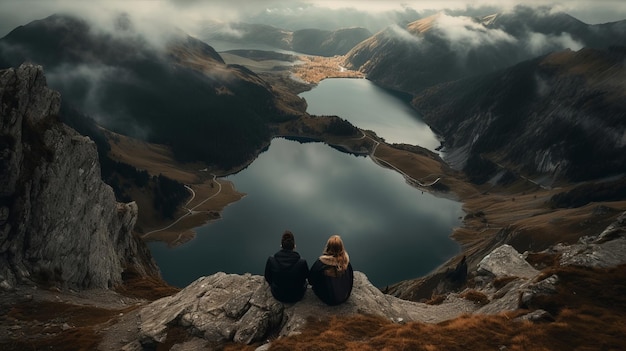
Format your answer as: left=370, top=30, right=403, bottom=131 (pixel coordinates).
left=433, top=14, right=517, bottom=50
left=2, top=1, right=626, bottom=41
left=388, top=23, right=423, bottom=43
left=45, top=62, right=151, bottom=139
left=525, top=31, right=584, bottom=54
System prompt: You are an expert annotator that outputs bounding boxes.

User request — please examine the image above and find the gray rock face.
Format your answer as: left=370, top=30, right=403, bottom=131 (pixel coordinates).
left=557, top=211, right=626, bottom=268
left=0, top=63, right=156, bottom=290
left=137, top=271, right=477, bottom=347
left=477, top=244, right=539, bottom=279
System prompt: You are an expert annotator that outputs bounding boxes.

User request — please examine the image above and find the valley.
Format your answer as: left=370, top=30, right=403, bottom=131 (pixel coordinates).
left=2, top=2, right=626, bottom=350
left=108, top=49, right=626, bottom=292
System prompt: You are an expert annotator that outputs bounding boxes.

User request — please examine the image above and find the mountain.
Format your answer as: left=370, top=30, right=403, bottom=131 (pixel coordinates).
left=202, top=22, right=372, bottom=56
left=0, top=14, right=298, bottom=170
left=343, top=6, right=626, bottom=94
left=411, top=46, right=626, bottom=184
left=292, top=27, right=373, bottom=56
left=0, top=63, right=158, bottom=290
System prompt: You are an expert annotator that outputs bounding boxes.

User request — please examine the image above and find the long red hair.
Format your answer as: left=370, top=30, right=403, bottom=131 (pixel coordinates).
left=322, top=235, right=349, bottom=271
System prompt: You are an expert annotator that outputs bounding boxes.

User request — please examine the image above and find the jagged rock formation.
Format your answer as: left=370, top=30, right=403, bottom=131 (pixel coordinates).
left=0, top=63, right=157, bottom=290
left=127, top=211, right=626, bottom=349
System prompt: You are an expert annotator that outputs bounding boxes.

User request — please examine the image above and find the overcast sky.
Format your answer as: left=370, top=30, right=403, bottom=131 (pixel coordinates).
left=1, top=0, right=625, bottom=38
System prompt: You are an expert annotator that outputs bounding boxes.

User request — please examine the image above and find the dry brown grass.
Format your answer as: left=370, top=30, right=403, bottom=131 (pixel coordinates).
left=1, top=301, right=136, bottom=351
left=269, top=265, right=626, bottom=351
left=116, top=266, right=180, bottom=301
left=459, top=290, right=490, bottom=305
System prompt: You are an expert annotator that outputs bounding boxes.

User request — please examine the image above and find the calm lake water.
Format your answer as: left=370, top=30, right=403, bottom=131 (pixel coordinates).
left=149, top=79, right=462, bottom=288
left=300, top=78, right=441, bottom=150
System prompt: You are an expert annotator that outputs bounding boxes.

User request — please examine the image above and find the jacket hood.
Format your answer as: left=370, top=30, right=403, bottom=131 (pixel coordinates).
left=274, top=249, right=302, bottom=269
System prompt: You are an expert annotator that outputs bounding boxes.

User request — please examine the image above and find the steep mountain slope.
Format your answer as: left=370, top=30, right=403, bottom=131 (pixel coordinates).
left=344, top=6, right=626, bottom=94
left=0, top=63, right=158, bottom=290
left=202, top=22, right=372, bottom=56
left=411, top=46, right=626, bottom=184
left=0, top=14, right=297, bottom=169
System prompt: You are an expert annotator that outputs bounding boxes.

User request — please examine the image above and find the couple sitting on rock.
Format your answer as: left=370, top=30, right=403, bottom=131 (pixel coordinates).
left=264, top=230, right=354, bottom=305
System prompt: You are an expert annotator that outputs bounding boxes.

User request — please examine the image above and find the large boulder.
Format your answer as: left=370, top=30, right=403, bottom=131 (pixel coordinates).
left=137, top=271, right=478, bottom=347
left=477, top=244, right=539, bottom=279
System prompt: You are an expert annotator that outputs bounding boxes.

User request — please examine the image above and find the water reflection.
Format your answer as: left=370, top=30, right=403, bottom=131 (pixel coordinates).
left=299, top=78, right=441, bottom=150
left=149, top=139, right=461, bottom=288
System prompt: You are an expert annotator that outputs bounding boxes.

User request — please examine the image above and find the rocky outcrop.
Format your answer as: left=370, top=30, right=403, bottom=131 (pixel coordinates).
left=0, top=63, right=157, bottom=290
left=135, top=271, right=478, bottom=349
left=556, top=211, right=626, bottom=267
left=128, top=211, right=626, bottom=349
left=477, top=244, right=539, bottom=279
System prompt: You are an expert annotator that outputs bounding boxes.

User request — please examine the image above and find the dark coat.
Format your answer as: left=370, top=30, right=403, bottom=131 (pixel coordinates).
left=264, top=249, right=309, bottom=303
left=309, top=259, right=354, bottom=306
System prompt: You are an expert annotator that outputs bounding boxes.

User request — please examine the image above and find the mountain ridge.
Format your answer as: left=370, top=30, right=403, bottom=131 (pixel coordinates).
left=0, top=13, right=301, bottom=170
left=201, top=21, right=372, bottom=56
left=411, top=46, right=626, bottom=184
left=343, top=6, right=626, bottom=94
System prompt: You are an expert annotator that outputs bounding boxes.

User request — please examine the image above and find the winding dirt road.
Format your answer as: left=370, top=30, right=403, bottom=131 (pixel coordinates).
left=141, top=175, right=222, bottom=238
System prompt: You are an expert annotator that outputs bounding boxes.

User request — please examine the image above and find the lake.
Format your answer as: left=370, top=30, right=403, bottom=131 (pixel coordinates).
left=299, top=78, right=441, bottom=150
left=149, top=78, right=462, bottom=288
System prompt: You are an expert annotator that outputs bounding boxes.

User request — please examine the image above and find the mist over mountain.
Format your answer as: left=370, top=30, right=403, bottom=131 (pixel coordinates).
left=344, top=5, right=626, bottom=94
left=412, top=46, right=626, bottom=184
left=0, top=14, right=297, bottom=169
left=201, top=22, right=372, bottom=56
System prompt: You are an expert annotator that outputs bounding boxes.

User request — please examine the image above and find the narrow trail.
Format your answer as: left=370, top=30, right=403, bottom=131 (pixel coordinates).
left=141, top=175, right=222, bottom=238
left=364, top=132, right=442, bottom=188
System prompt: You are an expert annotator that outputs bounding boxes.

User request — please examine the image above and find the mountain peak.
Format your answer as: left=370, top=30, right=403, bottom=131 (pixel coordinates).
left=406, top=12, right=443, bottom=35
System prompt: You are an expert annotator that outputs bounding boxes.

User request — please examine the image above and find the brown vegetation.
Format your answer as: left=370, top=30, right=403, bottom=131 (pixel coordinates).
left=269, top=265, right=626, bottom=350
left=117, top=266, right=180, bottom=301
left=0, top=301, right=136, bottom=351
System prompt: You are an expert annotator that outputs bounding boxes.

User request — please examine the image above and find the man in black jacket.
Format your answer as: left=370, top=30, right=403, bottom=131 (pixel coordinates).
left=264, top=230, right=309, bottom=303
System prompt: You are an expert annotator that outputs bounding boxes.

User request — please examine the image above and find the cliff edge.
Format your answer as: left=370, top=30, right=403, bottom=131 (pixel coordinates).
left=0, top=63, right=157, bottom=290
left=121, top=211, right=625, bottom=350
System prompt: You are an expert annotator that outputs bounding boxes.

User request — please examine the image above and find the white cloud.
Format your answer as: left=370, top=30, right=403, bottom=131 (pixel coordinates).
left=435, top=14, right=517, bottom=47
left=2, top=1, right=625, bottom=37
left=388, top=23, right=423, bottom=43
left=526, top=31, right=584, bottom=54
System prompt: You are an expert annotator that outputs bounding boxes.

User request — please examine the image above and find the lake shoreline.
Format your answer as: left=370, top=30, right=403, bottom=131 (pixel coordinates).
left=113, top=54, right=626, bottom=289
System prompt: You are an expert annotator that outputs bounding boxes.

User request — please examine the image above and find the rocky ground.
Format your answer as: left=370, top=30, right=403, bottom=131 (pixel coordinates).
left=2, top=211, right=624, bottom=350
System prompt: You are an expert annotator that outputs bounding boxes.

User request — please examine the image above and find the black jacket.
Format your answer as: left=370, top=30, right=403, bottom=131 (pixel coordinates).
left=309, top=259, right=354, bottom=306
left=264, top=249, right=309, bottom=303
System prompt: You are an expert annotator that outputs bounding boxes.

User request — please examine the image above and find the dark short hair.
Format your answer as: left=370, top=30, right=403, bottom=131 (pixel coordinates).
left=281, top=230, right=295, bottom=250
